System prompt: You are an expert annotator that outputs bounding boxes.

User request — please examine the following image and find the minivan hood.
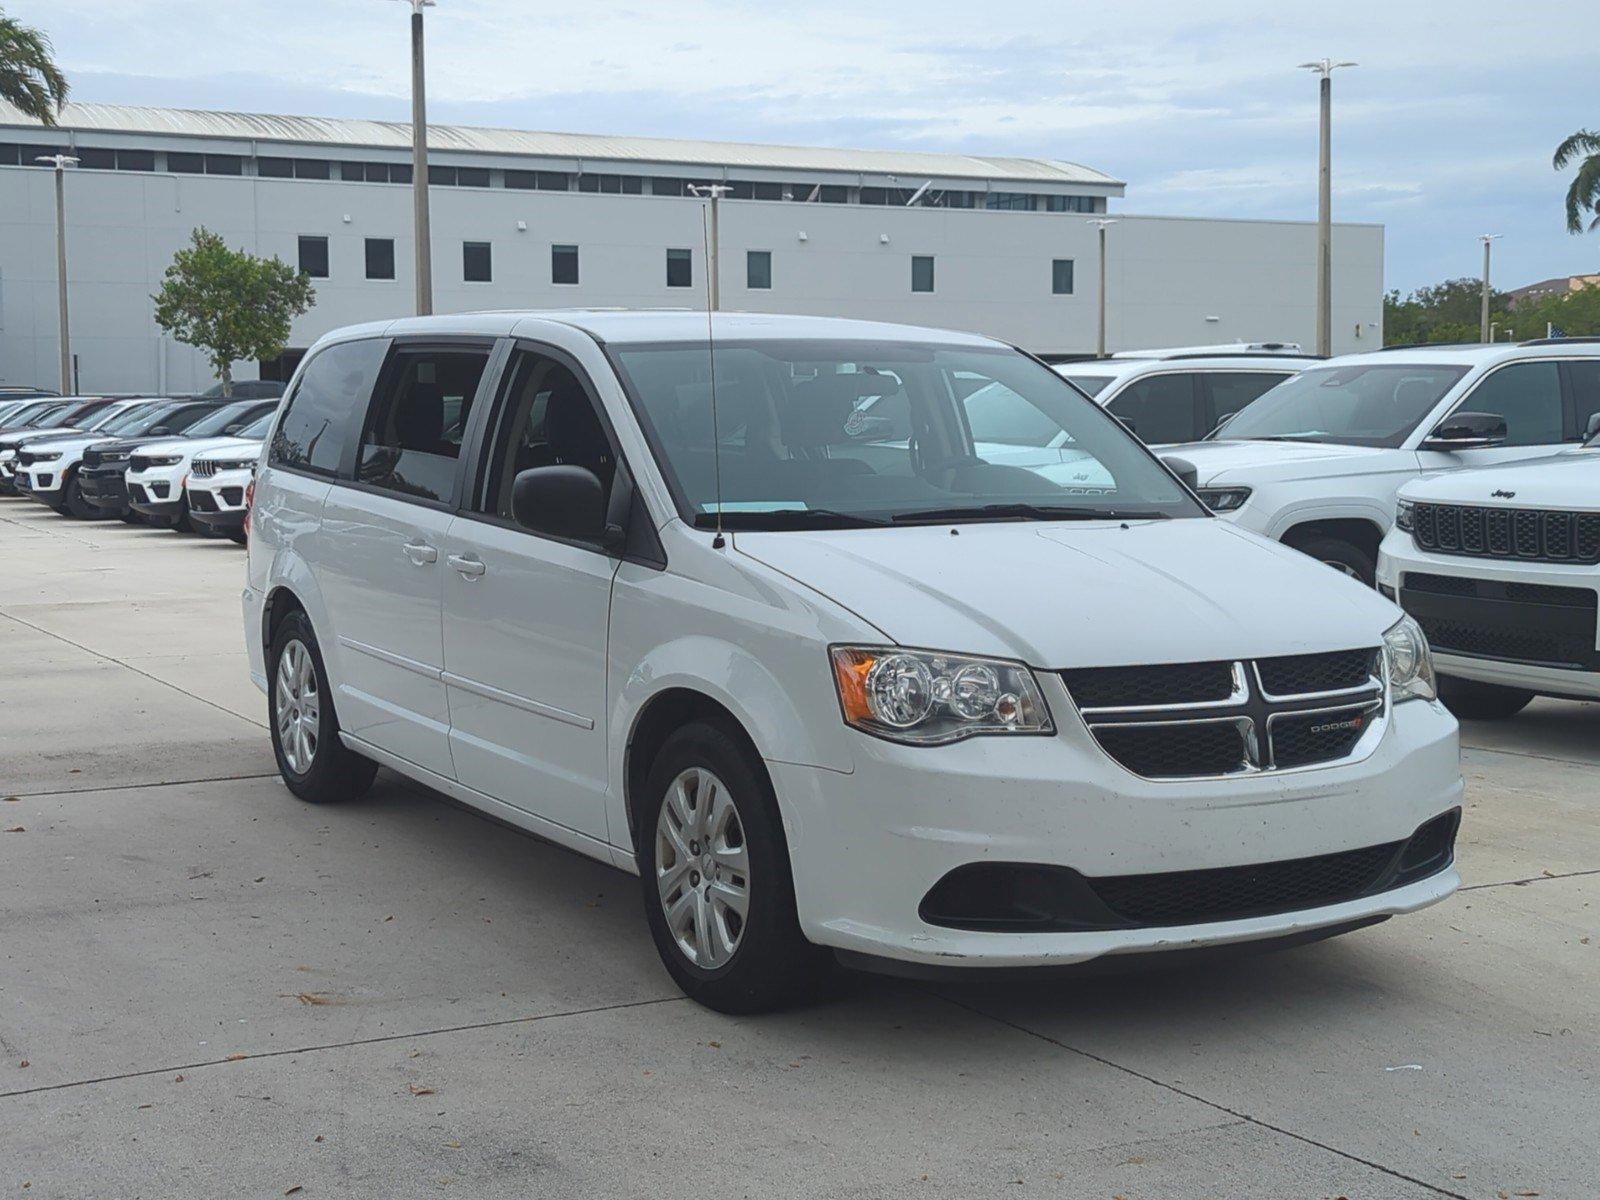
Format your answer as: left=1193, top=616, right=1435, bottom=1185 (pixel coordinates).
left=735, top=518, right=1397, bottom=668
left=1402, top=448, right=1600, bottom=510
left=1163, top=439, right=1399, bottom=486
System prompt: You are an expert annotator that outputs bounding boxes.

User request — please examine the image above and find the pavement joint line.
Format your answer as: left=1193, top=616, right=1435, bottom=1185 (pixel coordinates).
left=1460, top=866, right=1600, bottom=892
left=0, top=608, right=267, bottom=731
left=929, top=991, right=1472, bottom=1200
left=0, top=511, right=107, bottom=549
left=1461, top=742, right=1597, bottom=769
left=9, top=772, right=281, bottom=800
left=0, top=994, right=685, bottom=1103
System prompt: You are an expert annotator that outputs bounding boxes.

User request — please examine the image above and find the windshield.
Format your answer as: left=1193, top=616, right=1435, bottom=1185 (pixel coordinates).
left=5, top=402, right=70, bottom=429
left=611, top=340, right=1204, bottom=528
left=96, top=404, right=160, bottom=435
left=184, top=400, right=271, bottom=438
left=1062, top=374, right=1115, bottom=398
left=236, top=413, right=275, bottom=440
left=1216, top=363, right=1468, bottom=448
left=114, top=402, right=219, bottom=438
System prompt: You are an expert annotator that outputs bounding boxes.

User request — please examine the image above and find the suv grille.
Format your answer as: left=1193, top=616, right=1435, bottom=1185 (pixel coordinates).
left=1063, top=649, right=1384, bottom=780
left=191, top=458, right=219, bottom=478
left=1399, top=572, right=1599, bottom=670
left=1412, top=502, right=1600, bottom=565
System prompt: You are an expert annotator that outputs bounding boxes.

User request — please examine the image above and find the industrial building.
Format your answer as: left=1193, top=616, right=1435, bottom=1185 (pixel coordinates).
left=0, top=102, right=1384, bottom=392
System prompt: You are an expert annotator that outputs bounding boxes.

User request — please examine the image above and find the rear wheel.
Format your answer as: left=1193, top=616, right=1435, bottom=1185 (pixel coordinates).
left=1438, top=675, right=1535, bottom=720
left=268, top=610, right=377, bottom=803
left=1290, top=534, right=1376, bottom=587
left=639, top=721, right=832, bottom=1013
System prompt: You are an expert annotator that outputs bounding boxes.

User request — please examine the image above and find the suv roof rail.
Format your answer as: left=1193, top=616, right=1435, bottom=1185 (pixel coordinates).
left=1375, top=341, right=1492, bottom=352
left=1518, top=335, right=1600, bottom=347
left=1144, top=350, right=1323, bottom=362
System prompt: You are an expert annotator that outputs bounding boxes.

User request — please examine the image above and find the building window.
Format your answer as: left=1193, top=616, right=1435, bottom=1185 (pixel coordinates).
left=666, top=248, right=693, bottom=289
left=1052, top=259, right=1075, bottom=295
left=463, top=241, right=492, bottom=283
left=366, top=238, right=395, bottom=281
left=911, top=255, right=935, bottom=293
left=578, top=173, right=643, bottom=194
left=747, top=250, right=772, bottom=290
left=205, top=154, right=243, bottom=176
left=264, top=158, right=331, bottom=180
left=429, top=165, right=489, bottom=188
left=298, top=236, right=329, bottom=279
left=343, top=161, right=412, bottom=184
left=1044, top=195, right=1096, bottom=213
left=168, top=152, right=242, bottom=175
left=551, top=244, right=579, bottom=285
left=76, top=147, right=154, bottom=172
left=506, top=169, right=569, bottom=191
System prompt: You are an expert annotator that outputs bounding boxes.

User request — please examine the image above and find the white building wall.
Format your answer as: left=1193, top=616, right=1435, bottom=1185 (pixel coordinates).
left=0, top=166, right=1384, bottom=392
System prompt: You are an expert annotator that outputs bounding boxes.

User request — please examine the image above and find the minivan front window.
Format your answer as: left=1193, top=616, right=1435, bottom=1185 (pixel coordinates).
left=612, top=340, right=1204, bottom=528
left=1216, top=364, right=1468, bottom=448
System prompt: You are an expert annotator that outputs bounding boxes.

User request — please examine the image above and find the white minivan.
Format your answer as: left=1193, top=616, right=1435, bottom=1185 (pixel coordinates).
left=244, top=311, right=1463, bottom=1012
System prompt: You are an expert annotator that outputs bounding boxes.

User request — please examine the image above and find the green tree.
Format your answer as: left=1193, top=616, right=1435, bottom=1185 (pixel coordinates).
left=151, top=228, right=315, bottom=395
left=1383, top=277, right=1510, bottom=346
left=1553, top=129, right=1600, bottom=234
left=0, top=7, right=67, bottom=125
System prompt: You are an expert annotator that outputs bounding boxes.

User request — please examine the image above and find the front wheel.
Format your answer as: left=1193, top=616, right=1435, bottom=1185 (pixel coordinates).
left=63, top=472, right=97, bottom=519
left=1438, top=675, right=1535, bottom=720
left=639, top=721, right=832, bottom=1013
left=1290, top=535, right=1376, bottom=587
left=268, top=611, right=377, bottom=803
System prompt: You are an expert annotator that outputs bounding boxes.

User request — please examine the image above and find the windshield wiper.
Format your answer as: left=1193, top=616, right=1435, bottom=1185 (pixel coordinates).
left=891, top=503, right=1172, bottom=524
left=691, top=508, right=893, bottom=530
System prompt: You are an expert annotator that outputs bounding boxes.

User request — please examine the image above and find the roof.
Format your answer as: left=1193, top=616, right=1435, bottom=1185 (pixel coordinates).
left=316, top=309, right=1008, bottom=350
left=1327, top=342, right=1600, bottom=367
left=0, top=101, right=1124, bottom=189
left=1057, top=355, right=1317, bottom=382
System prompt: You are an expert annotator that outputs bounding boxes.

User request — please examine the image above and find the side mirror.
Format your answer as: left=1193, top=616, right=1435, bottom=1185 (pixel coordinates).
left=1421, top=411, right=1507, bottom=451
left=1162, top=455, right=1200, bottom=490
left=1208, top=412, right=1236, bottom=438
left=511, top=465, right=621, bottom=547
left=149, top=426, right=171, bottom=436
left=1585, top=412, right=1600, bottom=440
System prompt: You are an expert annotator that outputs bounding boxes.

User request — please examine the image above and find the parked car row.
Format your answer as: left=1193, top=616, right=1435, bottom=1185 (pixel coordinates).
left=0, top=393, right=275, bottom=543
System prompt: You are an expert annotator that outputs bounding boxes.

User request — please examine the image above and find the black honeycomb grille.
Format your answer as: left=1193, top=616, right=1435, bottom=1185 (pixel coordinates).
left=1414, top=617, right=1572, bottom=666
left=1061, top=661, right=1236, bottom=709
left=1089, top=840, right=1400, bottom=926
left=1256, top=648, right=1378, bottom=696
left=1413, top=502, right=1600, bottom=565
left=1091, top=721, right=1247, bottom=779
left=1270, top=704, right=1378, bottom=770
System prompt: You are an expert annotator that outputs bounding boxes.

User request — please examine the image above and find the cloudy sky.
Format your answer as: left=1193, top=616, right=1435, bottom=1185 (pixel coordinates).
left=15, top=0, right=1598, bottom=294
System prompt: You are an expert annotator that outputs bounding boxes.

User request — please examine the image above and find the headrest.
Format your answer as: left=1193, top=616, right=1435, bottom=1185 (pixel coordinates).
left=545, top=381, right=609, bottom=462
left=782, top=374, right=891, bottom=448
left=397, top=384, right=444, bottom=449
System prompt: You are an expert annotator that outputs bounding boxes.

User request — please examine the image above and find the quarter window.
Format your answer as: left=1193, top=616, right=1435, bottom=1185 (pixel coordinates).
left=269, top=339, right=387, bottom=477
left=1106, top=375, right=1198, bottom=445
left=1451, top=362, right=1564, bottom=447
left=357, top=347, right=491, bottom=505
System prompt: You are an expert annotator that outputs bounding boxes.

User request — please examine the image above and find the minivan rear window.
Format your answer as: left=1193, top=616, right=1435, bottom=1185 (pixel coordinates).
left=270, top=339, right=387, bottom=477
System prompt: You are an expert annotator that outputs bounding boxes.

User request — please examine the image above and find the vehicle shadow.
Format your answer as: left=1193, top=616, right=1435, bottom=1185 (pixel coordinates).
left=1459, top=697, right=1600, bottom=765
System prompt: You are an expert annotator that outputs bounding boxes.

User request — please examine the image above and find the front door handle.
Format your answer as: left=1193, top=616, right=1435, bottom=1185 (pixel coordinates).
left=448, top=553, right=486, bottom=579
left=403, top=540, right=438, bottom=566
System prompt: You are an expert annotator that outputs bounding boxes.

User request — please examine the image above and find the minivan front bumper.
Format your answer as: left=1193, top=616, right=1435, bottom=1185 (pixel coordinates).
left=768, top=676, right=1462, bottom=969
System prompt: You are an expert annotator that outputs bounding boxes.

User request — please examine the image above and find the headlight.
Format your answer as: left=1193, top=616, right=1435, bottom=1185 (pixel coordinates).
left=1396, top=499, right=1415, bottom=531
left=142, top=455, right=183, bottom=468
left=31, top=451, right=62, bottom=462
left=830, top=646, right=1054, bottom=745
left=1384, top=615, right=1436, bottom=703
left=1196, top=486, right=1252, bottom=513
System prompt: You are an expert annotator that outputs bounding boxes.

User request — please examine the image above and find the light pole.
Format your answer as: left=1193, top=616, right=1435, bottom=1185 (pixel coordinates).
left=1089, top=218, right=1116, bottom=357
left=1299, top=59, right=1356, bottom=357
left=36, top=154, right=79, bottom=395
left=393, top=0, right=436, bottom=316
left=1478, top=234, right=1502, bottom=343
left=688, top=184, right=732, bottom=310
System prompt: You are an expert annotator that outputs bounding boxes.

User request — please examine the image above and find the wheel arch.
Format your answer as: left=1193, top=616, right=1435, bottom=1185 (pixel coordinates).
left=1281, top=516, right=1386, bottom=564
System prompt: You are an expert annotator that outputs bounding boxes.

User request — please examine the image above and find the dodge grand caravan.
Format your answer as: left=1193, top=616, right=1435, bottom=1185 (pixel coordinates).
left=244, top=312, right=1464, bottom=1013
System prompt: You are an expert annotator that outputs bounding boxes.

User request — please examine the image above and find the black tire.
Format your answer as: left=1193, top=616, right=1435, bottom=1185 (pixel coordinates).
left=638, top=720, right=833, bottom=1014
left=267, top=610, right=377, bottom=803
left=172, top=499, right=193, bottom=533
left=62, top=471, right=97, bottom=519
left=1438, top=674, right=1535, bottom=720
left=1291, top=535, right=1376, bottom=587
left=119, top=508, right=143, bottom=524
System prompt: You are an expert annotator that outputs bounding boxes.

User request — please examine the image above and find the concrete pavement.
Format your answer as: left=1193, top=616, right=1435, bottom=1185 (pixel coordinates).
left=1, top=499, right=1596, bottom=1199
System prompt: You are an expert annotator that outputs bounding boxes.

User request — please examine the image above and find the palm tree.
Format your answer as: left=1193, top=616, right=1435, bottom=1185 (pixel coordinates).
left=1554, top=129, right=1600, bottom=234
left=0, top=8, right=67, bottom=126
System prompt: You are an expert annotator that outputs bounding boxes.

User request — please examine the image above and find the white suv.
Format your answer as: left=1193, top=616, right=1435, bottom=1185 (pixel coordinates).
left=1378, top=425, right=1600, bottom=718
left=185, top=413, right=272, bottom=542
left=244, top=311, right=1462, bottom=1012
left=124, top=399, right=279, bottom=529
left=1161, top=342, right=1600, bottom=585
left=1055, top=345, right=1316, bottom=446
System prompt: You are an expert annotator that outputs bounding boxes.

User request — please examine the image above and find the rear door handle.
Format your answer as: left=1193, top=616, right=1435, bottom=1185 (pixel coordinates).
left=403, top=541, right=438, bottom=566
left=448, top=553, right=486, bottom=579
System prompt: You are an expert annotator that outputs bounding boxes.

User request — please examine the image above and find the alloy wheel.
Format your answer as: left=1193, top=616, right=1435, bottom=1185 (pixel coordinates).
left=275, top=638, right=320, bottom=774
left=655, top=767, right=750, bottom=969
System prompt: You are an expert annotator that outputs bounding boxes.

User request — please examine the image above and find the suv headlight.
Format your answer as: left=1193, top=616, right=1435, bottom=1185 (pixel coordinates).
left=31, top=451, right=62, bottom=462
left=1196, top=486, right=1252, bottom=513
left=141, top=455, right=183, bottom=468
left=830, top=647, right=1054, bottom=745
left=1396, top=499, right=1415, bottom=531
left=1384, top=615, right=1436, bottom=703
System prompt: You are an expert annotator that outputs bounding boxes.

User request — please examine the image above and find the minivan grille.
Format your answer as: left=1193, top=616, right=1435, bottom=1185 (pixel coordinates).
left=1412, top=502, right=1600, bottom=565
left=1063, top=649, right=1384, bottom=780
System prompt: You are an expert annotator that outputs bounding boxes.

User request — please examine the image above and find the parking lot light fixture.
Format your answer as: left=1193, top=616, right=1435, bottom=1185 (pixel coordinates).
left=1478, top=234, right=1502, bottom=343
left=392, top=0, right=437, bottom=316
left=688, top=184, right=732, bottom=310
left=1090, top=218, right=1116, bottom=358
left=1298, top=59, right=1357, bottom=357
left=36, top=153, right=79, bottom=395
